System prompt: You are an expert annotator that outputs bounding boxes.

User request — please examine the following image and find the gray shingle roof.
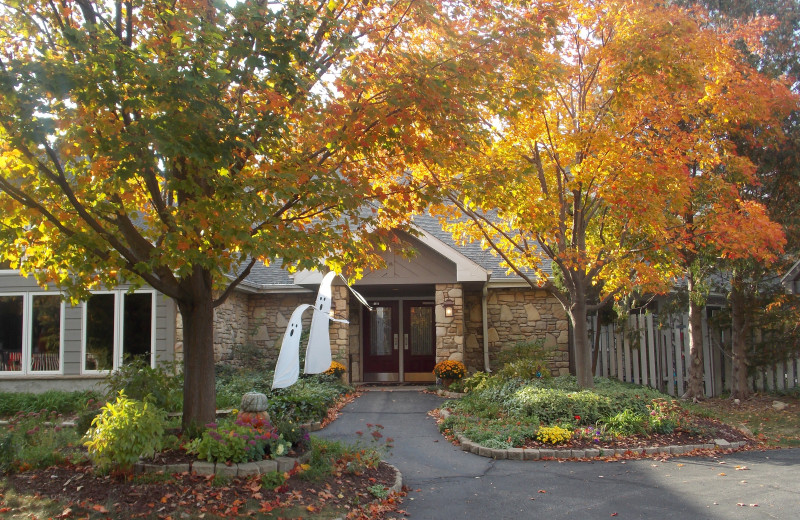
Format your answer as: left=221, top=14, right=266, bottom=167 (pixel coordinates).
left=233, top=211, right=553, bottom=289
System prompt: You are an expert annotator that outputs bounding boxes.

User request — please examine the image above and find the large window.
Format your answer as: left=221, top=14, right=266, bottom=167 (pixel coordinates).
left=83, top=291, right=155, bottom=372
left=0, top=294, right=62, bottom=373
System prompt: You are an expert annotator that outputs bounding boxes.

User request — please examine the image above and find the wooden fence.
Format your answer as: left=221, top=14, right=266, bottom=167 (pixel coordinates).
left=590, top=313, right=799, bottom=397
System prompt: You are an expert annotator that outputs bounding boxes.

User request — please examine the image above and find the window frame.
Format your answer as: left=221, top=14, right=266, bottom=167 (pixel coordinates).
left=0, top=292, right=64, bottom=376
left=81, top=290, right=157, bottom=374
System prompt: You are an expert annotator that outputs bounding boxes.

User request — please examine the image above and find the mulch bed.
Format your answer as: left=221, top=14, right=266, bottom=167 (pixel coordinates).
left=4, top=458, right=400, bottom=519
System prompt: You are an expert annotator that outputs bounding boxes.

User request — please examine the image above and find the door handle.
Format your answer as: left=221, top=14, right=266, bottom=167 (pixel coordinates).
left=404, top=334, right=409, bottom=350
left=393, top=334, right=398, bottom=351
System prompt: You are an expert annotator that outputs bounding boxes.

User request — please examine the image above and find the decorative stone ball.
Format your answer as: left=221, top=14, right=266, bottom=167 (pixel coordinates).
left=240, top=392, right=269, bottom=412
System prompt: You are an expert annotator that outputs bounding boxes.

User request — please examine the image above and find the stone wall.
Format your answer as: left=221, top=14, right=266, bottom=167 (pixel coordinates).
left=435, top=283, right=464, bottom=363
left=245, top=292, right=315, bottom=367
left=463, top=287, right=570, bottom=376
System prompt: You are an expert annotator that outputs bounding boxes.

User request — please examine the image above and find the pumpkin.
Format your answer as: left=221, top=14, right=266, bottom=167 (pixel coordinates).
left=240, top=392, right=269, bottom=412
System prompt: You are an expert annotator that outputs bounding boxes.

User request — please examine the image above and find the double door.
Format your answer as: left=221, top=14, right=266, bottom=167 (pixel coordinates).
left=362, top=300, right=436, bottom=382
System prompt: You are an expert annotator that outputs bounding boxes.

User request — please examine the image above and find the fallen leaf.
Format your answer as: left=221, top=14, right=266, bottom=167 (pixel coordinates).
left=611, top=513, right=618, bottom=517
left=718, top=473, right=727, bottom=476
left=538, top=490, right=547, bottom=493
left=677, top=463, right=684, bottom=467
left=92, top=504, right=108, bottom=513
left=735, top=466, right=749, bottom=471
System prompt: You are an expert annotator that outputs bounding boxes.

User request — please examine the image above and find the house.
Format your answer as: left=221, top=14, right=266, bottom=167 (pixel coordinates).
left=781, top=259, right=800, bottom=295
left=0, top=215, right=570, bottom=391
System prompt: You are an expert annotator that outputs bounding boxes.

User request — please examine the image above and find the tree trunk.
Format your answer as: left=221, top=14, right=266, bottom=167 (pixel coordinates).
left=683, top=270, right=706, bottom=400
left=177, top=267, right=218, bottom=435
left=729, top=272, right=751, bottom=400
left=569, top=284, right=594, bottom=389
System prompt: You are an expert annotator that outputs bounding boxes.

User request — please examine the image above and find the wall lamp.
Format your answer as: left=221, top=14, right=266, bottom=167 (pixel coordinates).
left=443, top=299, right=455, bottom=317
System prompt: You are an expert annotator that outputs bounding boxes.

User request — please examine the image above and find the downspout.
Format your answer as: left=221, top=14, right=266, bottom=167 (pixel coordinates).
left=482, top=275, right=492, bottom=372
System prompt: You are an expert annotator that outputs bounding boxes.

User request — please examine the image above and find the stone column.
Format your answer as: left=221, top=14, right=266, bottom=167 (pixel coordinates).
left=330, top=284, right=350, bottom=371
left=435, top=283, right=464, bottom=363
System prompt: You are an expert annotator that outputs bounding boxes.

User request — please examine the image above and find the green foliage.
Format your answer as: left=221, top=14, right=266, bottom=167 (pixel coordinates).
left=497, top=358, right=552, bottom=381
left=103, top=358, right=183, bottom=413
left=83, top=392, right=166, bottom=473
left=446, top=375, right=689, bottom=447
left=300, top=436, right=383, bottom=483
left=186, top=417, right=278, bottom=464
left=368, top=484, right=390, bottom=499
left=276, top=419, right=311, bottom=453
left=0, top=410, right=81, bottom=473
left=458, top=371, right=498, bottom=393
left=0, top=390, right=100, bottom=417
left=261, top=470, right=288, bottom=490
left=601, top=409, right=648, bottom=436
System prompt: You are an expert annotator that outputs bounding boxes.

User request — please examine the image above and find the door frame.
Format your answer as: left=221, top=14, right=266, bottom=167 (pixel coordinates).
left=360, top=297, right=437, bottom=383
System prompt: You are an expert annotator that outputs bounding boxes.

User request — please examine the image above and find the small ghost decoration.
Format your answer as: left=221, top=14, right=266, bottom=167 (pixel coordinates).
left=271, top=304, right=313, bottom=389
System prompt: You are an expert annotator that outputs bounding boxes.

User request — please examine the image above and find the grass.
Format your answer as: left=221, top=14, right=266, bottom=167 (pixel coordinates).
left=685, top=394, right=800, bottom=448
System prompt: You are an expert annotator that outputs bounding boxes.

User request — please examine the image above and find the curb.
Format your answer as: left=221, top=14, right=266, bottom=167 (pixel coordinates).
left=439, top=409, right=750, bottom=461
left=386, top=463, right=403, bottom=494
left=134, top=451, right=311, bottom=477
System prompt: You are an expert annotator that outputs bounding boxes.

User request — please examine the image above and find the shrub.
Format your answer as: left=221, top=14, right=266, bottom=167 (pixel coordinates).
left=647, top=398, right=681, bottom=434
left=261, top=470, right=287, bottom=489
left=602, top=409, right=648, bottom=437
left=104, top=358, right=183, bottom=412
left=83, top=392, right=166, bottom=473
left=497, top=358, right=551, bottom=381
left=433, top=360, right=467, bottom=380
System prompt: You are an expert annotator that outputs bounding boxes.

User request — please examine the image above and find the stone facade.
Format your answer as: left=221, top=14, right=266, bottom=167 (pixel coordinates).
left=175, top=282, right=570, bottom=380
left=435, top=284, right=465, bottom=363
left=463, top=287, right=570, bottom=376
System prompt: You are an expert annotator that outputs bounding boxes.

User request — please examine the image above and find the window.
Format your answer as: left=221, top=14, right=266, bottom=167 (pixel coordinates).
left=83, top=291, right=155, bottom=372
left=0, top=294, right=62, bottom=374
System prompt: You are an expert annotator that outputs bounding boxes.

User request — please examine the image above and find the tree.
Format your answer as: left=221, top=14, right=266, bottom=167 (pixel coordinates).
left=0, top=0, right=463, bottom=432
left=673, top=0, right=800, bottom=400
left=422, top=0, right=793, bottom=389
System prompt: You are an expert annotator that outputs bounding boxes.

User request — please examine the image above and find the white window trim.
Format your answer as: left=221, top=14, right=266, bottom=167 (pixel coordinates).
left=81, top=290, right=157, bottom=374
left=0, top=292, right=64, bottom=376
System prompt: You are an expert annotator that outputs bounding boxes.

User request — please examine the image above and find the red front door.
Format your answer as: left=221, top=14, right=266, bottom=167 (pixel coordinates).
left=363, top=302, right=399, bottom=381
left=402, top=300, right=436, bottom=381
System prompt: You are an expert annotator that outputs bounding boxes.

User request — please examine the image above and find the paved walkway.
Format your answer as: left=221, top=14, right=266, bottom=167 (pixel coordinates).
left=314, top=389, right=800, bottom=519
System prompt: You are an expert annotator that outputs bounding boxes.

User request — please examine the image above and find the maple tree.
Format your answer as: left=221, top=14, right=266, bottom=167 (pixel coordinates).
left=422, top=0, right=795, bottom=389
left=0, top=0, right=464, bottom=431
left=678, top=0, right=800, bottom=400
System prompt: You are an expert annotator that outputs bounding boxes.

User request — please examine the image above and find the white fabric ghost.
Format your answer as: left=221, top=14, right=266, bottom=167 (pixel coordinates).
left=304, top=271, right=343, bottom=374
left=271, top=304, right=312, bottom=389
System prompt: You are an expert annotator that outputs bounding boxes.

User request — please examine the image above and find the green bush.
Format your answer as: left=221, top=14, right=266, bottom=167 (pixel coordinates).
left=0, top=390, right=100, bottom=417
left=104, top=358, right=183, bottom=412
left=602, top=409, right=648, bottom=436
left=497, top=358, right=551, bottom=381
left=83, top=392, right=166, bottom=472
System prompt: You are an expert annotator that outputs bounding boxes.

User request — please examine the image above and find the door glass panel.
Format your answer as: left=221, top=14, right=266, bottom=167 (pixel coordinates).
left=86, top=294, right=115, bottom=370
left=123, top=293, right=153, bottom=363
left=370, top=306, right=393, bottom=356
left=31, top=295, right=61, bottom=371
left=410, top=306, right=433, bottom=356
left=0, top=296, right=23, bottom=371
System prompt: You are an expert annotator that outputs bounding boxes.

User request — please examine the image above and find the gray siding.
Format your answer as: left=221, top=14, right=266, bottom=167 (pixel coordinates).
left=0, top=271, right=175, bottom=392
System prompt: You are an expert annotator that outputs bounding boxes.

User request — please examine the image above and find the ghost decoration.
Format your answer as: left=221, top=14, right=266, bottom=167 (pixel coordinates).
left=304, top=271, right=341, bottom=374
left=271, top=271, right=371, bottom=389
left=271, top=304, right=313, bottom=389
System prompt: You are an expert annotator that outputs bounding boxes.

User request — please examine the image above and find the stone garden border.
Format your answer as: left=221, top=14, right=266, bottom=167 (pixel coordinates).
left=439, top=409, right=750, bottom=461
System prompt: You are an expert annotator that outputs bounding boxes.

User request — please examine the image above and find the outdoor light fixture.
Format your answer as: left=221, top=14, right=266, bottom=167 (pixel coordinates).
left=443, top=299, right=455, bottom=317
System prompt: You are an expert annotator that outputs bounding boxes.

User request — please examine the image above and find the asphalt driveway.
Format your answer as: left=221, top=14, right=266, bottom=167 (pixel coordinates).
left=314, top=388, right=800, bottom=519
